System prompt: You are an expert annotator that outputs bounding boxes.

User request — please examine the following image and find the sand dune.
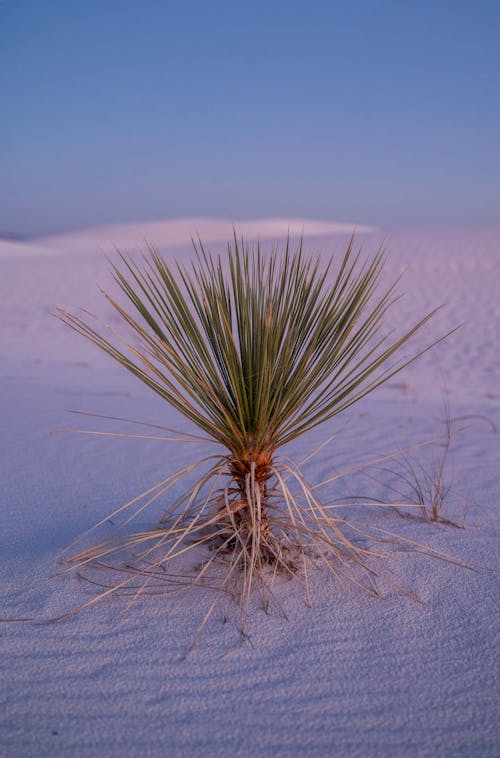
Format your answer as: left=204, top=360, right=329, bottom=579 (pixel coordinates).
left=1, top=224, right=498, bottom=756
left=33, top=216, right=376, bottom=255
left=0, top=238, right=61, bottom=260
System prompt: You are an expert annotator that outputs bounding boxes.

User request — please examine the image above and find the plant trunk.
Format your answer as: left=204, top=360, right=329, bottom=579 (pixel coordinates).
left=215, top=450, right=275, bottom=554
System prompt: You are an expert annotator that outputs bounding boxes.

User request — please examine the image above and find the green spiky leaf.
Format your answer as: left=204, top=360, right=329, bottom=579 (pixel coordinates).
left=57, top=235, right=448, bottom=460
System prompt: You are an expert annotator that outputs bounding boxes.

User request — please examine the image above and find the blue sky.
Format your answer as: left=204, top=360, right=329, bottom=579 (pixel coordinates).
left=1, top=1, right=499, bottom=237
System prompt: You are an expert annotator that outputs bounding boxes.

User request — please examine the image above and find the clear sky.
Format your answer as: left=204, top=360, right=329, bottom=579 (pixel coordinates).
left=1, top=0, right=499, bottom=237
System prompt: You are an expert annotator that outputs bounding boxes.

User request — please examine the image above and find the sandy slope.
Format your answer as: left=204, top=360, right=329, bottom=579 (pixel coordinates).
left=33, top=217, right=376, bottom=256
left=0, top=239, right=60, bottom=260
left=1, top=223, right=499, bottom=756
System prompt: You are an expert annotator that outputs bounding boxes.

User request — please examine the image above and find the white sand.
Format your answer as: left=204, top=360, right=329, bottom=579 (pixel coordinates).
left=33, top=217, right=376, bottom=256
left=1, top=222, right=499, bottom=756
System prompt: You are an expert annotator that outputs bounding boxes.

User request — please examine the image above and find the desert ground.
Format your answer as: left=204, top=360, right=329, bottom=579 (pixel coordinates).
left=1, top=221, right=498, bottom=756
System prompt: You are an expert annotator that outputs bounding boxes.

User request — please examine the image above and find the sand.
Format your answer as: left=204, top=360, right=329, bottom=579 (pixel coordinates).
left=1, top=222, right=499, bottom=756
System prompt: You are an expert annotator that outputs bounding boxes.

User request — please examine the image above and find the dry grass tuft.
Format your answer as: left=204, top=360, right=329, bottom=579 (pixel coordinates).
left=364, top=393, right=497, bottom=528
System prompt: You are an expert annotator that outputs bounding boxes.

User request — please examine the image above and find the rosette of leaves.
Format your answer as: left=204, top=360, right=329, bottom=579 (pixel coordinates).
left=57, top=236, right=445, bottom=635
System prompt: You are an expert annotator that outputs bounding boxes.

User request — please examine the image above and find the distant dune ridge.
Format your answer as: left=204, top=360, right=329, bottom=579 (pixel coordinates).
left=20, top=217, right=377, bottom=256
left=0, top=238, right=61, bottom=260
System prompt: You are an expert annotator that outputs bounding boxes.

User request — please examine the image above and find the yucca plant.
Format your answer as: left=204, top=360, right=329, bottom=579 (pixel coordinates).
left=57, top=235, right=447, bottom=636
